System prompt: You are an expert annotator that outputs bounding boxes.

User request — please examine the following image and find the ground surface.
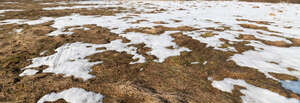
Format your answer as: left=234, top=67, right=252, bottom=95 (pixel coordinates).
left=1, top=0, right=300, bottom=103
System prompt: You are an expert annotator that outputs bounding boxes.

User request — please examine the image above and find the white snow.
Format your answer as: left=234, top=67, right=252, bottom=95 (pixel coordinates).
left=0, top=17, right=53, bottom=25
left=1, top=2, right=18, bottom=4
left=13, top=0, right=298, bottom=79
left=0, top=19, right=25, bottom=25
left=231, top=44, right=300, bottom=79
left=19, top=69, right=39, bottom=76
left=212, top=78, right=299, bottom=103
left=20, top=40, right=146, bottom=80
left=0, top=9, right=22, bottom=14
left=122, top=31, right=191, bottom=63
left=40, top=50, right=48, bottom=56
left=15, top=29, right=23, bottom=33
left=191, top=62, right=199, bottom=64
left=203, top=61, right=208, bottom=65
left=68, top=26, right=90, bottom=31
left=97, top=39, right=146, bottom=64
left=2, top=1, right=298, bottom=52
left=43, top=13, right=190, bottom=62
left=25, top=17, right=54, bottom=25
left=20, top=42, right=105, bottom=80
left=38, top=88, right=104, bottom=103
left=7, top=0, right=300, bottom=102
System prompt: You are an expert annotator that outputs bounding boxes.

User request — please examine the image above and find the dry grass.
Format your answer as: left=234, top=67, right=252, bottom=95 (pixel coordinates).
left=1, top=0, right=300, bottom=103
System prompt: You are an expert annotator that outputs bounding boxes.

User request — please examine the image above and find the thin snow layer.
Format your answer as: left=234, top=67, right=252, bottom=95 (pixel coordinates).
left=212, top=78, right=299, bottom=103
left=12, top=0, right=300, bottom=80
left=19, top=69, right=39, bottom=76
left=0, top=17, right=53, bottom=25
left=281, top=80, right=300, bottom=95
left=20, top=40, right=145, bottom=80
left=38, top=88, right=104, bottom=103
left=203, top=61, right=208, bottom=65
left=43, top=1, right=300, bottom=51
left=122, top=31, right=191, bottom=62
left=15, top=29, right=23, bottom=33
left=191, top=62, right=199, bottom=64
left=98, top=39, right=146, bottom=64
left=47, top=14, right=189, bottom=62
left=0, top=9, right=22, bottom=14
left=46, top=14, right=133, bottom=36
left=231, top=44, right=300, bottom=79
left=21, top=42, right=105, bottom=80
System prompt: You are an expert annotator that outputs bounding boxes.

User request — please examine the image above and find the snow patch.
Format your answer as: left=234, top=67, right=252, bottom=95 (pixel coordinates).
left=38, top=88, right=104, bottom=103
left=15, top=29, right=23, bottom=33
left=203, top=61, right=208, bottom=65
left=281, top=80, right=300, bottom=95
left=20, top=40, right=146, bottom=80
left=0, top=9, right=22, bottom=14
left=40, top=50, right=48, bottom=56
left=212, top=78, right=299, bottom=103
left=19, top=69, right=39, bottom=76
left=191, top=62, right=199, bottom=64
left=97, top=39, right=146, bottom=64
left=0, top=17, right=53, bottom=25
left=122, top=31, right=191, bottom=63
left=230, top=44, right=300, bottom=79
left=20, top=42, right=105, bottom=80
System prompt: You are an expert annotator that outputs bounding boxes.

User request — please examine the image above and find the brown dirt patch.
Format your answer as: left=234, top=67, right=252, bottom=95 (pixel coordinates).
left=239, top=24, right=277, bottom=33
left=262, top=40, right=291, bottom=47
left=290, top=38, right=300, bottom=46
left=236, top=19, right=273, bottom=25
left=125, top=25, right=199, bottom=35
left=238, top=34, right=293, bottom=47
left=201, top=32, right=217, bottom=38
left=269, top=72, right=298, bottom=81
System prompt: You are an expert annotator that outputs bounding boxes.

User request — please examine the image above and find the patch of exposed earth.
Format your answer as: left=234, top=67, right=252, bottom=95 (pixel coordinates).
left=1, top=0, right=300, bottom=103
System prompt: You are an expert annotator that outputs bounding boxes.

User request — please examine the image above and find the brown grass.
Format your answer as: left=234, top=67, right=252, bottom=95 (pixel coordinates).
left=1, top=0, right=300, bottom=103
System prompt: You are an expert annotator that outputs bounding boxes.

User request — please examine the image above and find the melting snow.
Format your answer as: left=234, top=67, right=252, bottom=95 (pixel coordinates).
left=122, top=31, right=191, bottom=63
left=191, top=62, right=200, bottom=64
left=0, top=17, right=53, bottom=25
left=8, top=0, right=300, bottom=102
left=40, top=50, right=48, bottom=56
left=15, top=1, right=300, bottom=80
left=230, top=43, right=300, bottom=79
left=20, top=42, right=105, bottom=80
left=97, top=39, right=146, bottom=64
left=19, top=69, right=39, bottom=76
left=20, top=40, right=146, bottom=80
left=0, top=9, right=22, bottom=14
left=37, top=88, right=104, bottom=103
left=42, top=13, right=190, bottom=62
left=281, top=80, right=300, bottom=95
left=203, top=61, right=208, bottom=65
left=15, top=29, right=23, bottom=33
left=212, top=78, right=299, bottom=103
